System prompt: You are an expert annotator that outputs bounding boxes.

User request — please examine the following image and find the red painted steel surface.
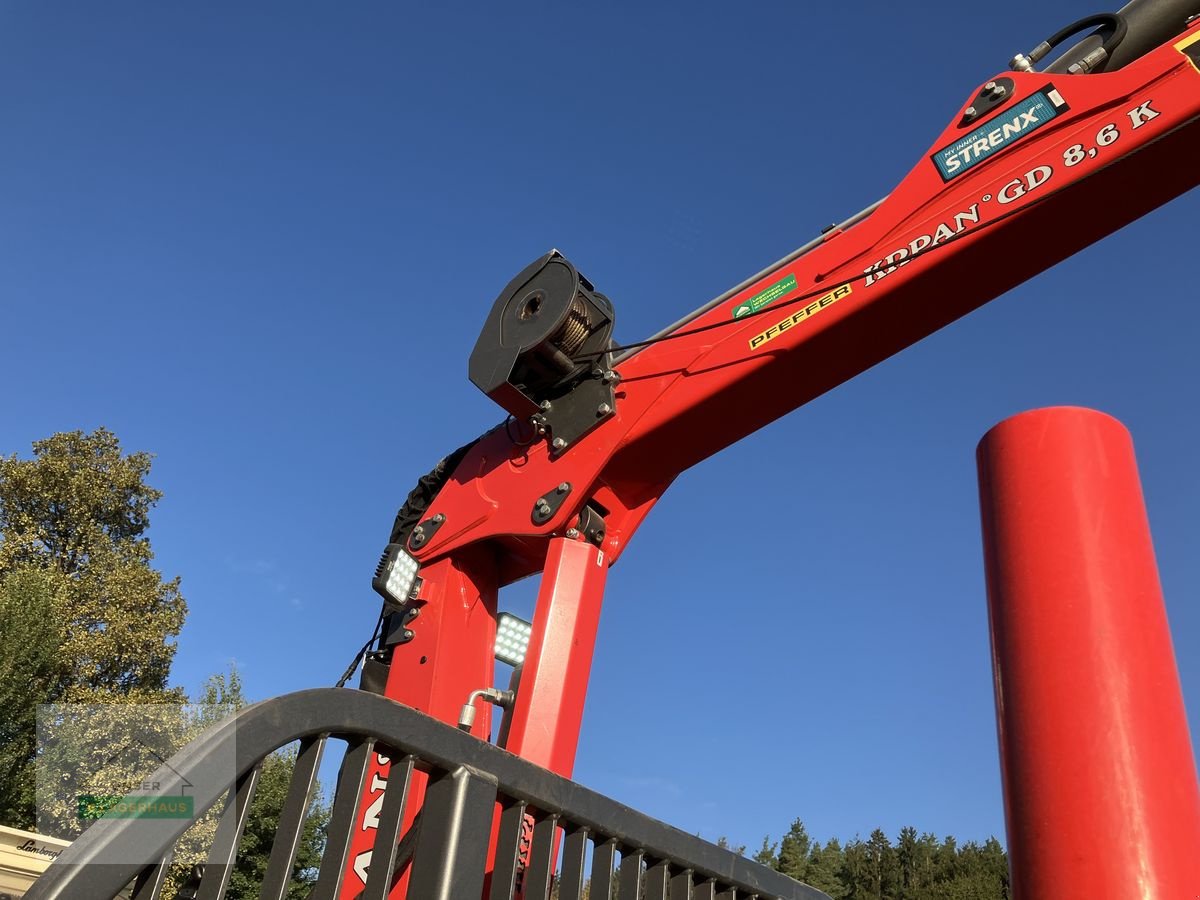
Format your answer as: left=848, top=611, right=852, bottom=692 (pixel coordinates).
left=409, top=24, right=1200, bottom=585
left=339, top=550, right=498, bottom=898
left=977, top=407, right=1200, bottom=899
left=341, top=21, right=1200, bottom=899
left=493, top=537, right=608, bottom=899
left=501, top=536, right=608, bottom=773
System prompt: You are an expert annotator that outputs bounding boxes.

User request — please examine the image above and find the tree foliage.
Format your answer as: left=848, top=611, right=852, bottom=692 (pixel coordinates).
left=752, top=820, right=1010, bottom=900
left=0, top=429, right=187, bottom=828
left=188, top=670, right=329, bottom=900
left=0, top=566, right=65, bottom=826
left=0, top=428, right=186, bottom=697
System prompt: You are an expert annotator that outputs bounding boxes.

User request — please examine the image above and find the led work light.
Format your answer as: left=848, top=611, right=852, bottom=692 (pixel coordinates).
left=372, top=543, right=421, bottom=607
left=494, top=612, right=533, bottom=666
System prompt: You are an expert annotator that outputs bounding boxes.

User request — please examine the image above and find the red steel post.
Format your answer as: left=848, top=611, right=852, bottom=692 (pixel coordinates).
left=501, top=535, right=608, bottom=774
left=976, top=406, right=1200, bottom=899
left=490, top=536, right=608, bottom=899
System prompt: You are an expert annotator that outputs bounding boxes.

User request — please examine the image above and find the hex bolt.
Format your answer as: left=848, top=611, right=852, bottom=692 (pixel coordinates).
left=536, top=499, right=551, bottom=512
left=403, top=630, right=414, bottom=640
left=557, top=483, right=569, bottom=493
left=552, top=437, right=567, bottom=450
left=566, top=528, right=580, bottom=539
left=985, top=80, right=996, bottom=90
left=965, top=106, right=977, bottom=117
left=432, top=514, right=445, bottom=524
left=597, top=403, right=612, bottom=416
left=540, top=400, right=552, bottom=411
left=601, top=369, right=619, bottom=384
left=994, top=86, right=1006, bottom=96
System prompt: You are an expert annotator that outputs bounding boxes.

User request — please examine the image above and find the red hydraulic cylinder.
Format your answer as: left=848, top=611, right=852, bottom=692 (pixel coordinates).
left=976, top=406, right=1200, bottom=899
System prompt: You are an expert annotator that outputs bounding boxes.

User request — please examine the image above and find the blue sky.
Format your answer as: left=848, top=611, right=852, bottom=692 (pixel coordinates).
left=2, top=0, right=1197, bottom=855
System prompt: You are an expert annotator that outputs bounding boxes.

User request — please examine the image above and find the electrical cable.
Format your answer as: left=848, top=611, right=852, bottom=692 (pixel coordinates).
left=334, top=605, right=386, bottom=688
left=573, top=105, right=1195, bottom=363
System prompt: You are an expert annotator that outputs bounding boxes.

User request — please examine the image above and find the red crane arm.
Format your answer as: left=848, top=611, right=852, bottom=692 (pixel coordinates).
left=339, top=19, right=1200, bottom=897
left=415, top=26, right=1200, bottom=585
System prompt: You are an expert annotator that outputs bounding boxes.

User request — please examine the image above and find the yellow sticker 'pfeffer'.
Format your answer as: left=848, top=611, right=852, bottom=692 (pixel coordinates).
left=748, top=284, right=853, bottom=350
left=1176, top=28, right=1200, bottom=74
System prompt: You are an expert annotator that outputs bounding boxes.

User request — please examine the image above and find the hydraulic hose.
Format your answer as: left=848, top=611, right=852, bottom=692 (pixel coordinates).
left=1045, top=0, right=1200, bottom=73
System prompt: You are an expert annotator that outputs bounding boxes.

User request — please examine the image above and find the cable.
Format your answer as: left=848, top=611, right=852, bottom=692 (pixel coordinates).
left=573, top=106, right=1195, bottom=363
left=334, top=606, right=386, bottom=688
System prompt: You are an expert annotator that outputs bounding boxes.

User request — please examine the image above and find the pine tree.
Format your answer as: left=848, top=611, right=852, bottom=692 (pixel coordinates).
left=753, top=835, right=779, bottom=868
left=805, top=839, right=847, bottom=899
left=776, top=818, right=812, bottom=882
left=864, top=828, right=897, bottom=899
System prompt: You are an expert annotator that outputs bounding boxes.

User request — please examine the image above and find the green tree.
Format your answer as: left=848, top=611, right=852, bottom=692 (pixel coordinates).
left=0, top=428, right=186, bottom=700
left=189, top=669, right=329, bottom=900
left=864, top=828, right=897, bottom=899
left=840, top=837, right=871, bottom=898
left=776, top=818, right=812, bottom=882
left=753, top=835, right=779, bottom=868
left=716, top=836, right=747, bottom=856
left=894, top=826, right=943, bottom=899
left=0, top=566, right=65, bottom=826
left=806, top=839, right=847, bottom=899
left=0, top=429, right=187, bottom=827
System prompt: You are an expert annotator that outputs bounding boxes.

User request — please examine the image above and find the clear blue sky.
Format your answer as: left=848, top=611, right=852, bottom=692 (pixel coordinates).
left=2, top=0, right=1197, bottom=855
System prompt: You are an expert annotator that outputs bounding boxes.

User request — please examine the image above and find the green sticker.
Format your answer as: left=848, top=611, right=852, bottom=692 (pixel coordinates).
left=732, top=274, right=797, bottom=319
left=78, top=793, right=196, bottom=819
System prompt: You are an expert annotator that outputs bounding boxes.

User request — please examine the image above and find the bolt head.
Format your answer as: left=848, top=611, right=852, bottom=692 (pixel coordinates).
left=432, top=513, right=445, bottom=524
left=565, top=528, right=580, bottom=539
left=994, top=86, right=1006, bottom=96
left=552, top=437, right=567, bottom=450
left=985, top=80, right=996, bottom=90
left=597, top=403, right=612, bottom=415
left=965, top=106, right=977, bottom=117
left=557, top=482, right=569, bottom=493
left=540, top=400, right=552, bottom=411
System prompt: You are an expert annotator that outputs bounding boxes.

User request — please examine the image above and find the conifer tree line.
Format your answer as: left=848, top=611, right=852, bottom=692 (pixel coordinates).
left=722, top=819, right=1009, bottom=899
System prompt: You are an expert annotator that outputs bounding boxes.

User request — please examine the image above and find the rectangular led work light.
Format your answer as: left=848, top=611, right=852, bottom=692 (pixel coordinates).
left=494, top=612, right=533, bottom=667
left=372, top=543, right=421, bottom=608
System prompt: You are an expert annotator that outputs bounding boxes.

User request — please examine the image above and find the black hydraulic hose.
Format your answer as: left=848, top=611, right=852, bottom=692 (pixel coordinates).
left=1014, top=12, right=1128, bottom=73
left=1046, top=0, right=1200, bottom=73
left=1046, top=13, right=1128, bottom=57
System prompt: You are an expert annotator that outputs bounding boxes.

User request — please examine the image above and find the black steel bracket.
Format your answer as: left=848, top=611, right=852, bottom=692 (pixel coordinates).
left=570, top=505, right=606, bottom=547
left=532, top=483, right=572, bottom=525
left=408, top=513, right=445, bottom=551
